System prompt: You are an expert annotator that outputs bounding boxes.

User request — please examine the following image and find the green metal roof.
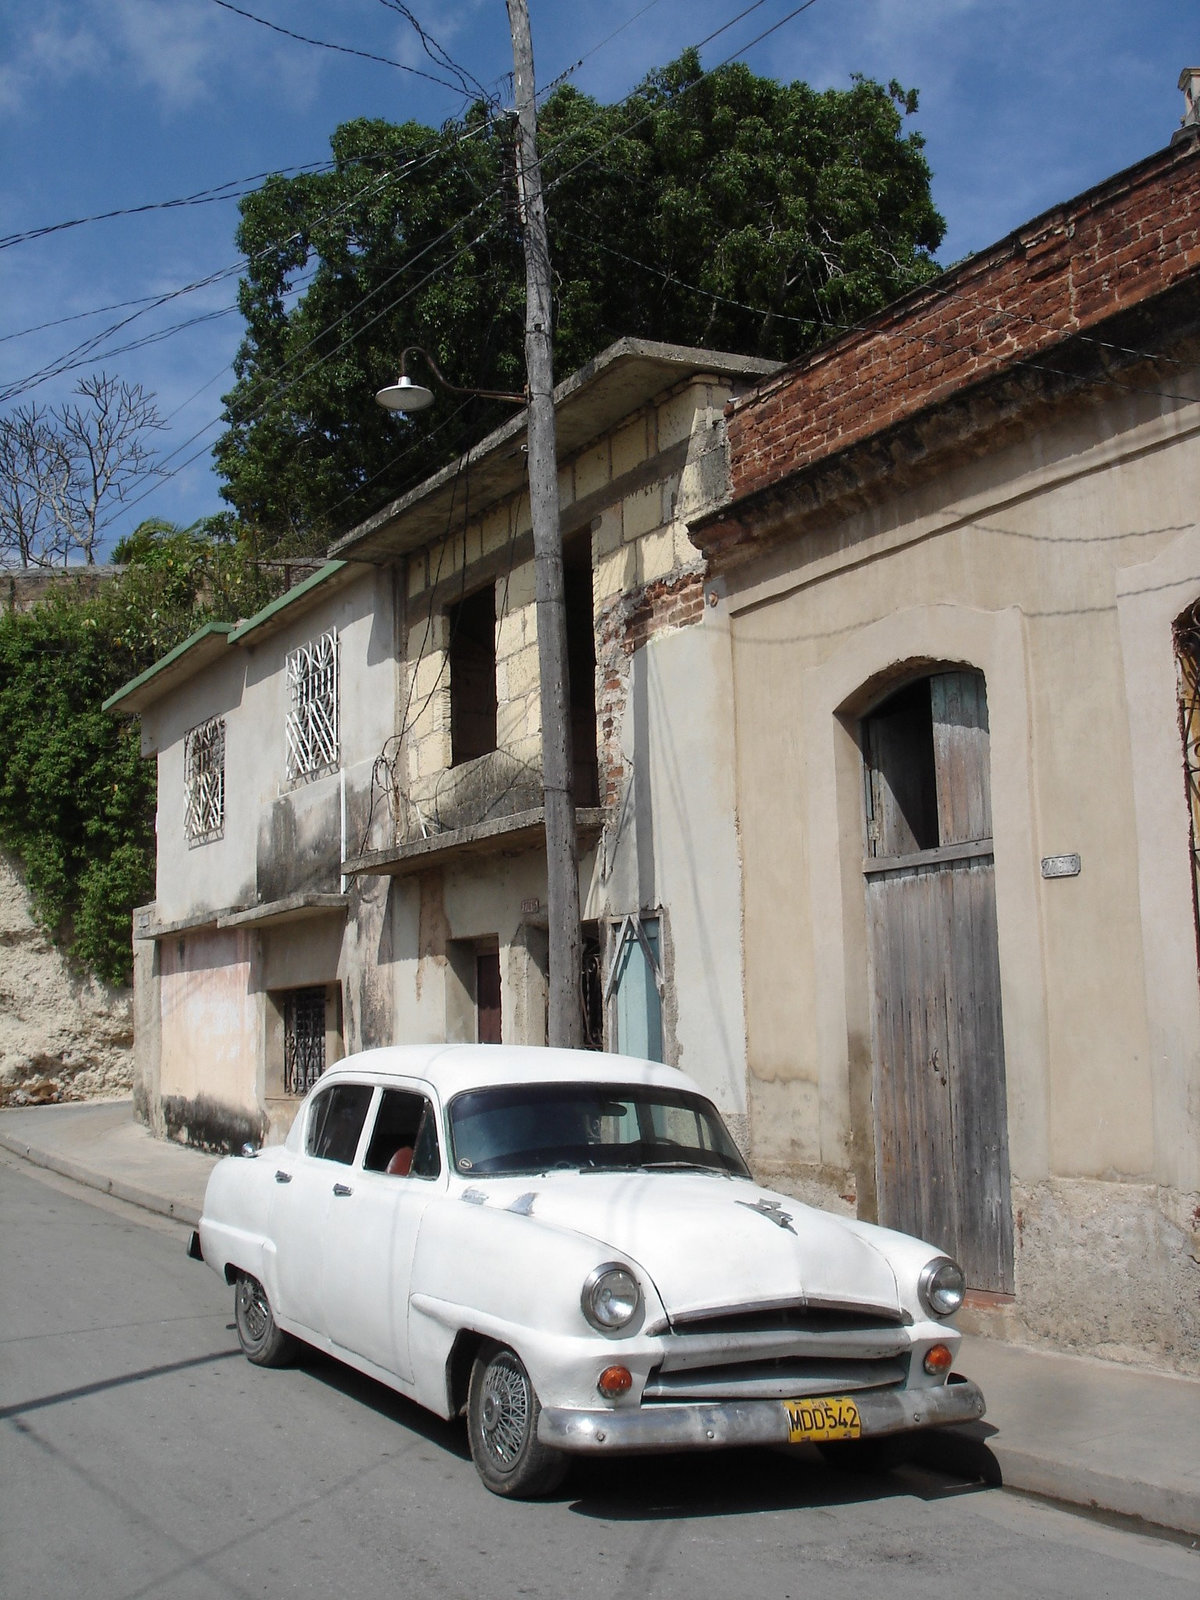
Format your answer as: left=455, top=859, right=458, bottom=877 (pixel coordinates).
left=102, top=622, right=234, bottom=716
left=226, top=560, right=348, bottom=645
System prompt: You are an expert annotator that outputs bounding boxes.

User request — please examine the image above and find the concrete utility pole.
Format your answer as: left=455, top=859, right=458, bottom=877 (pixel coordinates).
left=506, top=0, right=583, bottom=1047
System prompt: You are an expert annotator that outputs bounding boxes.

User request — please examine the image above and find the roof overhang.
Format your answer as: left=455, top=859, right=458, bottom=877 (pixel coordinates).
left=103, top=624, right=234, bottom=718
left=329, top=338, right=779, bottom=564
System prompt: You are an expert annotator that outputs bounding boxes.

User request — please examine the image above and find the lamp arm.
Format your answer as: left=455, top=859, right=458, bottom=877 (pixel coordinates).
left=401, top=346, right=525, bottom=406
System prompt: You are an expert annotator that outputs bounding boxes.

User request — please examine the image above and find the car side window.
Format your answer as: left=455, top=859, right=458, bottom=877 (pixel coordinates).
left=306, top=1084, right=374, bottom=1165
left=363, top=1088, right=442, bottom=1180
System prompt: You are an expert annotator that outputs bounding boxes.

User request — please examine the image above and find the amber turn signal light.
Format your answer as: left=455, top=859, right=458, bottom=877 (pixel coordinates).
left=923, top=1343, right=953, bottom=1376
left=597, top=1365, right=633, bottom=1397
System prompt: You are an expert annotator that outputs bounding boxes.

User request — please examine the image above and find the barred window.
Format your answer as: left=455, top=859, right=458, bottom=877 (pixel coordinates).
left=284, top=986, right=329, bottom=1097
left=286, top=629, right=339, bottom=779
left=183, top=717, right=225, bottom=845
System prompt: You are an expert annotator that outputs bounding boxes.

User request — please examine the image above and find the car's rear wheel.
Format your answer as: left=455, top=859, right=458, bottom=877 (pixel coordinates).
left=466, top=1343, right=568, bottom=1498
left=816, top=1433, right=916, bottom=1474
left=233, top=1273, right=297, bottom=1367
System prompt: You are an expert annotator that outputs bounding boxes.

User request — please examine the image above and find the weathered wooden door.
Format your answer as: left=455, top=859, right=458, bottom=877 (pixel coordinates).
left=862, top=671, right=1013, bottom=1292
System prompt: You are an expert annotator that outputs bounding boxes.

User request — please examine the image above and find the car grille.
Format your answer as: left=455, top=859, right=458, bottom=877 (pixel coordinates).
left=643, top=1298, right=911, bottom=1403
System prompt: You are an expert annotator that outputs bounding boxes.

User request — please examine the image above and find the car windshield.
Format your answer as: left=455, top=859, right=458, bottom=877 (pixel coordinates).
left=447, top=1082, right=750, bottom=1178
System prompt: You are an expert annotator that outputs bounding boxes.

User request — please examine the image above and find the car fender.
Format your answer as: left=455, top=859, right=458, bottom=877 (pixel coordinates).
left=409, top=1197, right=666, bottom=1409
left=197, top=1154, right=276, bottom=1294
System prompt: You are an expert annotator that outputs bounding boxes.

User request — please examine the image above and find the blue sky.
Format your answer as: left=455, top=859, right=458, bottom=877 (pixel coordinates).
left=1, top=0, right=1195, bottom=553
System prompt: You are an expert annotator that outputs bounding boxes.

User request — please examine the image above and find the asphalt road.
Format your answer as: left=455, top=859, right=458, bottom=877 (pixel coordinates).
left=1, top=1152, right=1195, bottom=1600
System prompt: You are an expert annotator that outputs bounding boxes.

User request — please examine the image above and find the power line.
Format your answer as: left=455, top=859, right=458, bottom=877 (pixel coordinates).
left=373, top=0, right=495, bottom=106
left=561, top=222, right=1199, bottom=409
left=14, top=0, right=828, bottom=526
left=205, top=0, right=472, bottom=96
left=0, top=161, right=336, bottom=254
left=0, top=103, right=516, bottom=402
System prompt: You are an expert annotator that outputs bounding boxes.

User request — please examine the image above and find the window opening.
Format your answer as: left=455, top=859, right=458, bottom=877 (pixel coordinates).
left=449, top=585, right=497, bottom=765
left=284, top=986, right=328, bottom=1096
left=604, top=913, right=664, bottom=1062
left=286, top=629, right=339, bottom=779
left=183, top=717, right=225, bottom=845
left=1173, top=599, right=1200, bottom=971
left=863, top=671, right=991, bottom=858
left=564, top=532, right=599, bottom=805
left=363, top=1089, right=441, bottom=1179
left=306, top=1082, right=373, bottom=1164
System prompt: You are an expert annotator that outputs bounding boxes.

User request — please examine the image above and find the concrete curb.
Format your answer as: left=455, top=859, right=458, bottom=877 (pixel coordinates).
left=915, top=1425, right=1200, bottom=1539
left=0, top=1128, right=202, bottom=1228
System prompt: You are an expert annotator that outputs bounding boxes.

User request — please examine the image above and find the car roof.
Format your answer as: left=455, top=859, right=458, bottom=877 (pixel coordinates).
left=315, top=1043, right=702, bottom=1103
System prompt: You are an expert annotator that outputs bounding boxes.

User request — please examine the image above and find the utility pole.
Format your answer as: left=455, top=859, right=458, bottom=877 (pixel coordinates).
left=506, top=0, right=583, bottom=1047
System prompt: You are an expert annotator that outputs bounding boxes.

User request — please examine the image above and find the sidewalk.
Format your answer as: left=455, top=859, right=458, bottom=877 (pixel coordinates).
left=2, top=1099, right=1197, bottom=1539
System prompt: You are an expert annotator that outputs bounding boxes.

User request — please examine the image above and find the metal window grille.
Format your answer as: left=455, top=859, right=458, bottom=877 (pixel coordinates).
left=1173, top=600, right=1200, bottom=972
left=183, top=717, right=225, bottom=844
left=284, top=987, right=327, bottom=1096
left=286, top=630, right=339, bottom=779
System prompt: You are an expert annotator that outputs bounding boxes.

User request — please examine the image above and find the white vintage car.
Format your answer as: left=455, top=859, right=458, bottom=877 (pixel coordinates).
left=193, top=1044, right=985, bottom=1497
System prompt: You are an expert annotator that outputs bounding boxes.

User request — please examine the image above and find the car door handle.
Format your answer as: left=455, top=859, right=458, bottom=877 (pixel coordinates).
left=332, top=1183, right=353, bottom=1197
left=274, top=1170, right=292, bottom=1184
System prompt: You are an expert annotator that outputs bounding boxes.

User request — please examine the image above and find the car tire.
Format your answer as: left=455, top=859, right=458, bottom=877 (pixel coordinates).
left=233, top=1273, right=297, bottom=1367
left=466, top=1343, right=569, bottom=1498
left=816, top=1433, right=916, bottom=1474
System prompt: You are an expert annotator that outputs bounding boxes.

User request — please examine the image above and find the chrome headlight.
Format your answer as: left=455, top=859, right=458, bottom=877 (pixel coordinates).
left=919, top=1256, right=966, bottom=1318
left=581, top=1263, right=642, bottom=1331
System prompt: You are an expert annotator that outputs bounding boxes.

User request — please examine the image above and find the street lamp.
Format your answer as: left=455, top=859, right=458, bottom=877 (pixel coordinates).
left=375, top=347, right=524, bottom=414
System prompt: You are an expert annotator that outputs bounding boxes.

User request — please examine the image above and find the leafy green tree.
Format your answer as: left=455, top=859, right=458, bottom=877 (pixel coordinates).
left=0, top=521, right=282, bottom=984
left=217, top=52, right=944, bottom=547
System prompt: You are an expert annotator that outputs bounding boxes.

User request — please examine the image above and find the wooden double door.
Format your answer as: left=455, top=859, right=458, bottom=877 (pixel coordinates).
left=862, top=671, right=1013, bottom=1293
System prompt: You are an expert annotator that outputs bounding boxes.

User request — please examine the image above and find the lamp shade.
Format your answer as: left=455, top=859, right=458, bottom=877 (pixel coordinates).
left=375, top=375, right=435, bottom=413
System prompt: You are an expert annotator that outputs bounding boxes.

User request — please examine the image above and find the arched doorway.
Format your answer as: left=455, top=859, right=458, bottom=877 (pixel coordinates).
left=861, top=669, right=1013, bottom=1293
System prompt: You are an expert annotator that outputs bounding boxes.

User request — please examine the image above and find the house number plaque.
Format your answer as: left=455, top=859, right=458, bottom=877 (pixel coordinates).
left=1041, top=854, right=1081, bottom=878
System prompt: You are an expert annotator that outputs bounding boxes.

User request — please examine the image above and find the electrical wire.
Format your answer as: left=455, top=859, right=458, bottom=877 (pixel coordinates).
left=205, top=0, right=472, bottom=97
left=373, top=0, right=495, bottom=106
left=0, top=161, right=337, bottom=254
left=7, top=0, right=835, bottom=525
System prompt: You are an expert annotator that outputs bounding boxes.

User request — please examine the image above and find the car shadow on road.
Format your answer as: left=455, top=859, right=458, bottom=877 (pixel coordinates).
left=563, top=1439, right=1000, bottom=1521
left=287, top=1341, right=1002, bottom=1518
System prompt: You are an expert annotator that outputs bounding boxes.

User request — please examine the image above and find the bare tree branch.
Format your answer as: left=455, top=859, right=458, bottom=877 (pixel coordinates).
left=0, top=405, right=74, bottom=567
left=56, top=374, right=166, bottom=563
left=0, top=374, right=165, bottom=567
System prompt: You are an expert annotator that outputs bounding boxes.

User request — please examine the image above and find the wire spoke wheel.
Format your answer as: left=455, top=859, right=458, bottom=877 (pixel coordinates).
left=479, top=1353, right=532, bottom=1467
left=467, top=1344, right=568, bottom=1498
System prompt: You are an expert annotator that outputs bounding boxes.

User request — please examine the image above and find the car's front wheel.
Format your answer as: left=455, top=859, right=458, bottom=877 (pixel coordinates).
left=466, top=1343, right=568, bottom=1498
left=233, top=1274, right=297, bottom=1367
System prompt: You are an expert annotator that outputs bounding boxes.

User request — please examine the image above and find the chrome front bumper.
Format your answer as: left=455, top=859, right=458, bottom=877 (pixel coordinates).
left=539, top=1376, right=985, bottom=1456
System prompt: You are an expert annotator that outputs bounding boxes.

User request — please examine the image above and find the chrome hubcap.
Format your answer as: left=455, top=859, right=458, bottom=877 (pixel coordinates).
left=238, top=1279, right=270, bottom=1342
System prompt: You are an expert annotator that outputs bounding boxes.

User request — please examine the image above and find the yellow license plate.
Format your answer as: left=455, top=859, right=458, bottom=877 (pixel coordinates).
left=783, top=1395, right=862, bottom=1443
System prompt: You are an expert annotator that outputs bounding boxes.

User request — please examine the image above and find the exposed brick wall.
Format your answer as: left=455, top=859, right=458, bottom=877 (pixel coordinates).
left=723, top=139, right=1200, bottom=507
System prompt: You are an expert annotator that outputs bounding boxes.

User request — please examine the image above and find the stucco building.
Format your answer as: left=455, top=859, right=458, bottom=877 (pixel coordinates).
left=109, top=109, right=1200, bottom=1374
left=107, top=340, right=775, bottom=1154
left=688, top=131, right=1200, bottom=1371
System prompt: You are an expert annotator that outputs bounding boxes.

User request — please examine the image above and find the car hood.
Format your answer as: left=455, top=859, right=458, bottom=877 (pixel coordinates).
left=462, top=1172, right=901, bottom=1321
